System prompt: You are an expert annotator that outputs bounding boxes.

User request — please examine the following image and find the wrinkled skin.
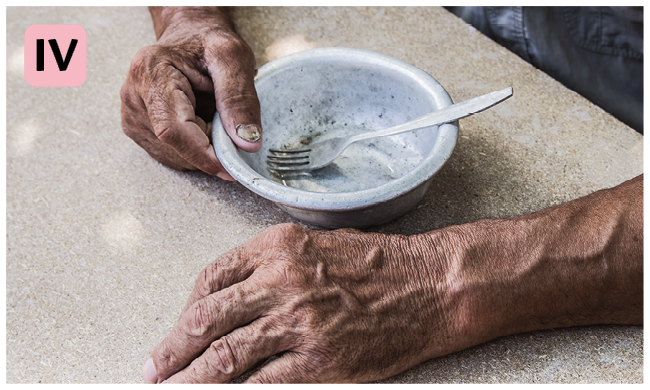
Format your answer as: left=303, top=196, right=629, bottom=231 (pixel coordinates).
left=143, top=175, right=642, bottom=383
left=148, top=224, right=457, bottom=383
left=120, top=7, right=261, bottom=179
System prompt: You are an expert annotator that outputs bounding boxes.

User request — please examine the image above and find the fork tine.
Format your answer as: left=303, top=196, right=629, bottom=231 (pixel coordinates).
left=267, top=159, right=310, bottom=167
left=268, top=146, right=311, bottom=173
left=267, top=165, right=309, bottom=172
left=269, top=147, right=311, bottom=154
left=266, top=155, right=309, bottom=162
left=267, top=160, right=309, bottom=168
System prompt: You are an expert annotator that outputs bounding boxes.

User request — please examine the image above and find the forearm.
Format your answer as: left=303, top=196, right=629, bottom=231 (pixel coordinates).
left=141, top=175, right=641, bottom=383
left=149, top=6, right=235, bottom=39
left=419, top=175, right=643, bottom=354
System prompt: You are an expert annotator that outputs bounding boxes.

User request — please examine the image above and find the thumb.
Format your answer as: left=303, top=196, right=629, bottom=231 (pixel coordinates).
left=207, top=44, right=263, bottom=153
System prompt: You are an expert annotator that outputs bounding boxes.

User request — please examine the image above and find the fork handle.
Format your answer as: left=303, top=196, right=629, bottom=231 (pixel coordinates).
left=349, top=87, right=513, bottom=143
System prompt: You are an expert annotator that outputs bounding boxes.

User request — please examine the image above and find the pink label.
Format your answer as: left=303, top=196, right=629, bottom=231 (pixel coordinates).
left=24, top=24, right=86, bottom=87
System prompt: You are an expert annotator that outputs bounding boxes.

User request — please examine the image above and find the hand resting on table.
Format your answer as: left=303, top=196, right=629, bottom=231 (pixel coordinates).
left=143, top=175, right=643, bottom=383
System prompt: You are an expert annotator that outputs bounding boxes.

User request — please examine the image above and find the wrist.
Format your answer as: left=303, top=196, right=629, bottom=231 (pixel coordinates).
left=432, top=218, right=543, bottom=346
left=416, top=178, right=643, bottom=359
left=400, top=228, right=484, bottom=358
left=405, top=230, right=481, bottom=367
left=149, top=6, right=235, bottom=40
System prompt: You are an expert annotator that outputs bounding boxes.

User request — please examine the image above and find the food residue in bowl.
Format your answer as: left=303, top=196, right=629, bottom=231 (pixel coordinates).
left=269, top=128, right=426, bottom=193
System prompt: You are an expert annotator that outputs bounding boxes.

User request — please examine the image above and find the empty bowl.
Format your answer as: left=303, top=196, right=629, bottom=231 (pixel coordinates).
left=212, top=47, right=458, bottom=228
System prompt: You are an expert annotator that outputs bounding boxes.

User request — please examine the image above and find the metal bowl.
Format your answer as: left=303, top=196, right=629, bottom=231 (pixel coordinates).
left=212, top=47, right=457, bottom=228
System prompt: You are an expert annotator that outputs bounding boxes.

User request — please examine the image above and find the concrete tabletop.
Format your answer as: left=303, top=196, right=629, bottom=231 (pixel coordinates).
left=5, top=6, right=643, bottom=383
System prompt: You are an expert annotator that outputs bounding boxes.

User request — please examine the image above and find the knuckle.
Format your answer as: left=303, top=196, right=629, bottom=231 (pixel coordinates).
left=129, top=45, right=180, bottom=92
left=195, top=262, right=220, bottom=297
left=149, top=119, right=184, bottom=145
left=119, top=83, right=134, bottom=106
left=268, top=223, right=311, bottom=258
left=187, top=299, right=216, bottom=338
left=203, top=28, right=253, bottom=59
left=126, top=46, right=174, bottom=107
left=266, top=223, right=306, bottom=243
left=154, top=124, right=175, bottom=142
left=253, top=223, right=312, bottom=282
left=154, top=340, right=182, bottom=376
left=121, top=123, right=138, bottom=139
left=215, top=247, right=245, bottom=273
left=120, top=80, right=147, bottom=119
left=208, top=337, right=238, bottom=375
left=129, top=46, right=159, bottom=77
left=217, top=91, right=260, bottom=113
left=196, top=267, right=213, bottom=295
left=120, top=102, right=146, bottom=139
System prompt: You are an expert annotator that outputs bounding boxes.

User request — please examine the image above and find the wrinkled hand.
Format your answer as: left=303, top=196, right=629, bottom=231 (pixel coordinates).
left=142, top=223, right=457, bottom=383
left=120, top=7, right=261, bottom=179
left=141, top=176, right=645, bottom=383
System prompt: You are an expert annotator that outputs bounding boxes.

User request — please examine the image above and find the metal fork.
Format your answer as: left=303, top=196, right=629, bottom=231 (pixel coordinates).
left=267, top=87, right=513, bottom=174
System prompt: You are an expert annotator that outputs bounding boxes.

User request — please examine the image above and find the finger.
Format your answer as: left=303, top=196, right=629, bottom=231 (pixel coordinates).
left=120, top=82, right=196, bottom=171
left=144, top=65, right=228, bottom=177
left=179, top=245, right=258, bottom=317
left=244, top=351, right=317, bottom=384
left=194, top=115, right=210, bottom=140
left=192, top=116, right=234, bottom=181
left=150, top=275, right=271, bottom=382
left=180, top=225, right=286, bottom=315
left=205, top=40, right=263, bottom=153
left=164, top=316, right=284, bottom=384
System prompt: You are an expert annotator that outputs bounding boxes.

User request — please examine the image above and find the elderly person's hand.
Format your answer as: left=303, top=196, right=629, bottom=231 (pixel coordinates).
left=143, top=176, right=643, bottom=383
left=120, top=7, right=260, bottom=179
left=143, top=223, right=459, bottom=383
left=141, top=176, right=642, bottom=383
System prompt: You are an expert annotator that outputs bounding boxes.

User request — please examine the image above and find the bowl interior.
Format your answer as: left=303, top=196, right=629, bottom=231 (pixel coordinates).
left=242, top=54, right=443, bottom=193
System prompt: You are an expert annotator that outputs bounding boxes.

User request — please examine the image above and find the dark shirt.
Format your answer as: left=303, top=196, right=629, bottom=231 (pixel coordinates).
left=446, top=6, right=643, bottom=133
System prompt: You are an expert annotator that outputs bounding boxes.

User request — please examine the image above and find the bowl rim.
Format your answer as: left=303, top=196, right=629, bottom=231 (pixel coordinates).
left=212, top=47, right=458, bottom=212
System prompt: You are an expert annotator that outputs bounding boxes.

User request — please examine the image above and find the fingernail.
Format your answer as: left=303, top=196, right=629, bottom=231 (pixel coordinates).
left=143, top=358, right=158, bottom=384
left=236, top=124, right=261, bottom=142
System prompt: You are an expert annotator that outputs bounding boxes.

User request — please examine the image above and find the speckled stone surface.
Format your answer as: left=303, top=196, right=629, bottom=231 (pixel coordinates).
left=5, top=6, right=643, bottom=383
